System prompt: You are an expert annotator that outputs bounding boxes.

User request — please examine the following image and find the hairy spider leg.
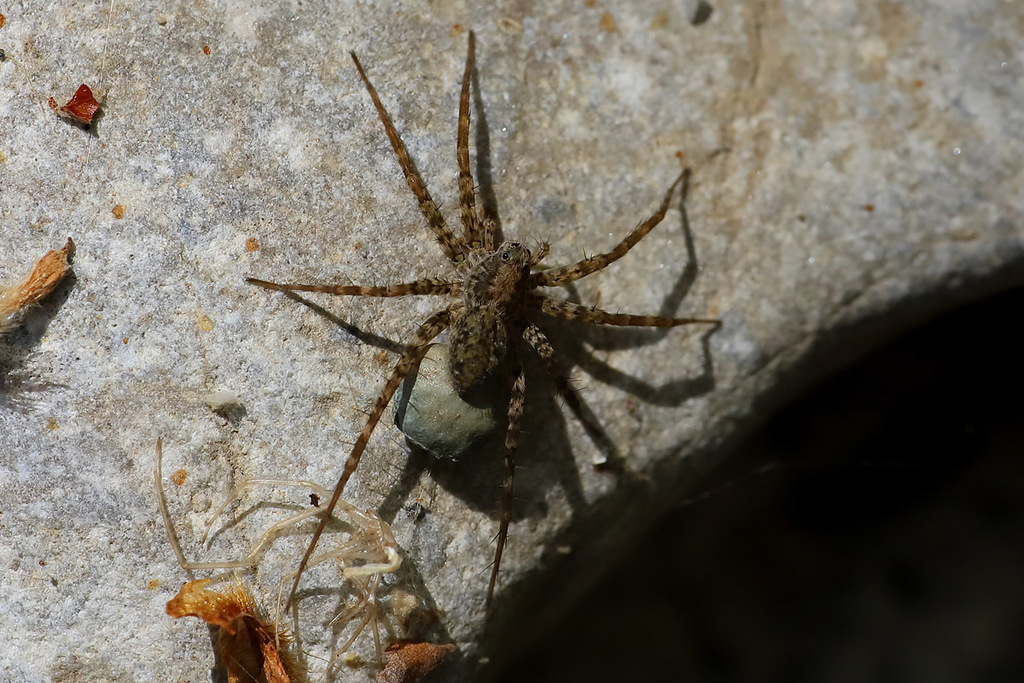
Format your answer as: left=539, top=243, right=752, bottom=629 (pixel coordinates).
left=529, top=242, right=551, bottom=267
left=488, top=339, right=527, bottom=605
left=521, top=323, right=583, bottom=413
left=246, top=276, right=454, bottom=298
left=533, top=296, right=720, bottom=328
left=529, top=169, right=691, bottom=288
left=350, top=51, right=468, bottom=264
left=457, top=32, right=481, bottom=250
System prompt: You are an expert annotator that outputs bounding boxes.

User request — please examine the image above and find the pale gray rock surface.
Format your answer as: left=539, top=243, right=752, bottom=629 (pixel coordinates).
left=0, top=0, right=1021, bottom=681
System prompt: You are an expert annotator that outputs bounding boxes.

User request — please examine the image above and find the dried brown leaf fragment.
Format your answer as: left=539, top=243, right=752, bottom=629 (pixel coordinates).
left=0, top=238, right=75, bottom=333
left=166, top=578, right=305, bottom=683
left=376, top=641, right=457, bottom=683
left=48, top=84, right=102, bottom=126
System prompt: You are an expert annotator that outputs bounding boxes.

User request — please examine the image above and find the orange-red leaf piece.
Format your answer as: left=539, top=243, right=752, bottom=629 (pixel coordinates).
left=48, top=84, right=101, bottom=125
left=376, top=641, right=456, bottom=683
left=0, top=238, right=75, bottom=331
left=166, top=579, right=304, bottom=683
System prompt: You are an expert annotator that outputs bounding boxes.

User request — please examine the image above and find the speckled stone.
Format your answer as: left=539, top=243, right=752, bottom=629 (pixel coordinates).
left=0, top=0, right=1022, bottom=681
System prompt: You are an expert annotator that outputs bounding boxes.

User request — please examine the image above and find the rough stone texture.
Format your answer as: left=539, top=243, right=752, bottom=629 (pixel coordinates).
left=0, top=0, right=1021, bottom=681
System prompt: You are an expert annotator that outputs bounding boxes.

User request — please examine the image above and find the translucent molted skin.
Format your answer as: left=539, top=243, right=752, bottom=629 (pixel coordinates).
left=154, top=438, right=406, bottom=672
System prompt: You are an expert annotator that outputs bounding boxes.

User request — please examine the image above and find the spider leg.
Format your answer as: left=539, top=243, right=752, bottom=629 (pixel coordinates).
left=532, top=295, right=719, bottom=328
left=481, top=217, right=498, bottom=252
left=487, top=340, right=526, bottom=607
left=285, top=306, right=453, bottom=609
left=247, top=276, right=454, bottom=298
left=457, top=32, right=481, bottom=249
left=522, top=322, right=622, bottom=466
left=154, top=438, right=197, bottom=579
left=521, top=322, right=580, bottom=411
left=529, top=169, right=689, bottom=288
left=350, top=51, right=467, bottom=264
left=530, top=242, right=550, bottom=267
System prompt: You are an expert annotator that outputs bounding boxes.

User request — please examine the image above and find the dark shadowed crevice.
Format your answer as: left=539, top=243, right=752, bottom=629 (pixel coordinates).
left=490, top=285, right=1024, bottom=683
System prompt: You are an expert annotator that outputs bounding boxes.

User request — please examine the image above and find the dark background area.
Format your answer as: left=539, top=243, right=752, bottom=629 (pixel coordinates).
left=494, top=285, right=1024, bottom=683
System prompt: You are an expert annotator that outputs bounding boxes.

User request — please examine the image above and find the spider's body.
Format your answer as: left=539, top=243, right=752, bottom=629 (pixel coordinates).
left=449, top=241, right=533, bottom=393
left=249, top=33, right=717, bottom=610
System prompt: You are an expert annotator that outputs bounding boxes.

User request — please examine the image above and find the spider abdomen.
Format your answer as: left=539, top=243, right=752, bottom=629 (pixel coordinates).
left=449, top=303, right=509, bottom=394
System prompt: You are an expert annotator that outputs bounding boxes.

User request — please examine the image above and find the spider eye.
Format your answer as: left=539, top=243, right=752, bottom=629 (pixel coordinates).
left=501, top=251, right=510, bottom=261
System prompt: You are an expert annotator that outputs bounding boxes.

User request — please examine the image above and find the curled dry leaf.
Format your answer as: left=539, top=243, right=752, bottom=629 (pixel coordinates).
left=0, top=238, right=75, bottom=333
left=166, top=578, right=304, bottom=683
left=48, top=84, right=102, bottom=126
left=376, top=641, right=457, bottom=683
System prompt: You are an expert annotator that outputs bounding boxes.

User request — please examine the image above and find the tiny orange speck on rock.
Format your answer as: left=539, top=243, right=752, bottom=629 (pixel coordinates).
left=246, top=237, right=260, bottom=252
left=171, top=469, right=188, bottom=486
left=203, top=45, right=211, bottom=55
left=112, top=204, right=126, bottom=219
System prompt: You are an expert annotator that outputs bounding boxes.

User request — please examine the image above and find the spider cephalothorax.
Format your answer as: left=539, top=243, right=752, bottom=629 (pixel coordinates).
left=249, top=32, right=717, bottom=610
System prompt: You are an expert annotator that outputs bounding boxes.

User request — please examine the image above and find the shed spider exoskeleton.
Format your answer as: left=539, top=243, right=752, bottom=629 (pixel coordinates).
left=249, top=33, right=717, bottom=609
left=154, top=438, right=402, bottom=668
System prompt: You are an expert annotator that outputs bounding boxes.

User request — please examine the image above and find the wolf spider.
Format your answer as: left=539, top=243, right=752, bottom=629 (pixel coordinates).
left=248, top=32, right=717, bottom=609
